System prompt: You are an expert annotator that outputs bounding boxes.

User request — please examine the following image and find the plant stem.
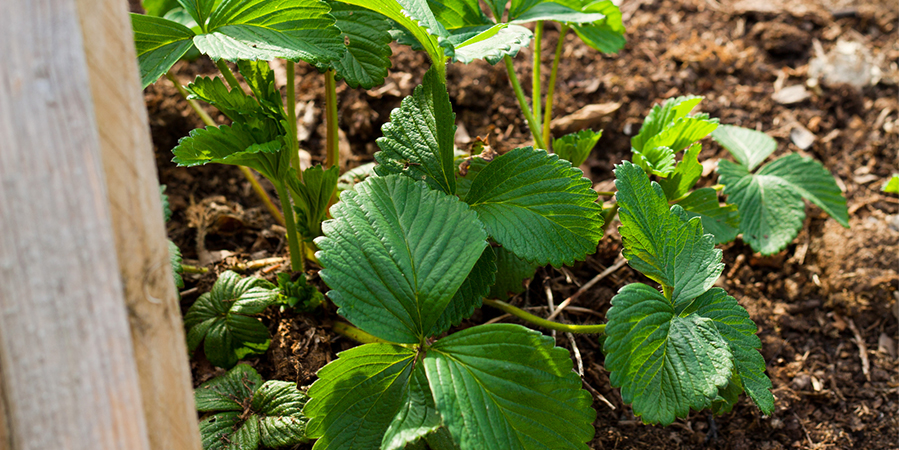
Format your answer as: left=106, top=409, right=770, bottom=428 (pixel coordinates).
left=532, top=21, right=543, bottom=136
left=596, top=191, right=616, bottom=196
left=483, top=299, right=606, bottom=334
left=215, top=59, right=243, bottom=92
left=324, top=69, right=340, bottom=169
left=542, top=24, right=570, bottom=148
left=274, top=181, right=304, bottom=272
left=503, top=55, right=547, bottom=150
left=286, top=61, right=302, bottom=182
left=165, top=71, right=285, bottom=227
left=180, top=264, right=208, bottom=274
left=332, top=321, right=389, bottom=344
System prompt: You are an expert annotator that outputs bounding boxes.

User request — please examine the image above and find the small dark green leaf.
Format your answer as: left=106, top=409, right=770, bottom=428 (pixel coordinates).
left=305, top=343, right=417, bottom=450
left=195, top=363, right=263, bottom=412
left=552, top=129, right=602, bottom=167
left=316, top=175, right=487, bottom=343
left=329, top=2, right=393, bottom=89
left=711, top=125, right=776, bottom=172
left=287, top=164, right=339, bottom=241
left=425, top=324, right=596, bottom=450
left=677, top=188, right=739, bottom=245
left=131, top=14, right=196, bottom=87
left=252, top=380, right=311, bottom=447
left=464, top=147, right=604, bottom=267
left=487, top=246, right=538, bottom=300
left=375, top=67, right=457, bottom=195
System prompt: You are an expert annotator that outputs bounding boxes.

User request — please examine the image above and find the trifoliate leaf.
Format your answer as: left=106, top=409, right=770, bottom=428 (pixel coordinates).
left=252, top=380, right=311, bottom=447
left=424, top=324, right=596, bottom=450
left=184, top=271, right=278, bottom=368
left=328, top=3, right=393, bottom=89
left=131, top=14, right=196, bottom=87
left=375, top=67, right=457, bottom=195
left=171, top=123, right=285, bottom=180
left=659, top=143, right=702, bottom=201
left=631, top=96, right=703, bottom=154
left=316, top=175, right=487, bottom=343
left=168, top=240, right=184, bottom=289
left=552, top=129, right=602, bottom=167
left=679, top=288, right=775, bottom=415
left=452, top=23, right=533, bottom=64
left=463, top=147, right=604, bottom=267
left=487, top=246, right=538, bottom=300
left=339, top=0, right=449, bottom=65
left=711, top=125, right=776, bottom=172
left=603, top=284, right=733, bottom=425
left=193, top=0, right=345, bottom=64
left=381, top=365, right=442, bottom=450
left=885, top=175, right=899, bottom=194
left=429, top=246, right=496, bottom=336
left=614, top=161, right=723, bottom=304
left=305, top=343, right=417, bottom=450
left=195, top=364, right=263, bottom=411
left=287, top=164, right=339, bottom=240
left=718, top=154, right=849, bottom=255
left=677, top=188, right=740, bottom=245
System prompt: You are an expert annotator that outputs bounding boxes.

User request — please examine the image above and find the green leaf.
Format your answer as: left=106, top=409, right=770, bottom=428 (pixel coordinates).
left=884, top=175, right=899, bottom=194
left=603, top=284, right=734, bottom=425
left=328, top=2, right=393, bottom=89
left=635, top=115, right=718, bottom=177
left=195, top=363, right=263, bottom=411
left=614, top=161, right=723, bottom=303
left=193, top=0, right=345, bottom=64
left=131, top=14, right=196, bottom=88
left=236, top=60, right=286, bottom=114
left=316, top=175, right=487, bottom=343
left=718, top=154, right=849, bottom=255
left=305, top=343, right=417, bottom=450
left=339, top=0, right=449, bottom=66
left=679, top=288, right=775, bottom=415
left=631, top=96, right=703, bottom=154
left=552, top=129, right=602, bottom=167
left=509, top=2, right=606, bottom=24
left=375, top=67, right=457, bottom=195
left=659, top=143, right=702, bottom=200
left=424, top=324, right=596, bottom=450
left=452, top=23, right=533, bottom=64
left=171, top=123, right=284, bottom=180
left=287, top=164, right=339, bottom=240
left=252, top=380, right=311, bottom=447
left=677, top=188, right=740, bottom=245
left=381, top=365, right=443, bottom=450
left=177, top=0, right=215, bottom=29
left=430, top=246, right=497, bottom=336
left=570, top=0, right=625, bottom=54
left=463, top=147, right=604, bottom=267
left=200, top=411, right=256, bottom=450
left=185, top=76, right=268, bottom=121
left=168, top=240, right=184, bottom=289
left=711, top=125, right=776, bottom=172
left=487, top=246, right=538, bottom=300
left=160, top=185, right=173, bottom=222
left=426, top=0, right=490, bottom=29
left=184, top=271, right=278, bottom=368
left=276, top=273, right=324, bottom=312
left=633, top=146, right=676, bottom=177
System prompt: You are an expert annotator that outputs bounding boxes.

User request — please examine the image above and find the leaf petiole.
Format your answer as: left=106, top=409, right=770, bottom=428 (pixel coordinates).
left=532, top=21, right=543, bottom=135
left=274, top=181, right=304, bottom=272
left=324, top=69, right=340, bottom=169
left=215, top=59, right=244, bottom=93
left=503, top=55, right=547, bottom=150
left=331, top=321, right=392, bottom=345
left=542, top=24, right=569, bottom=147
left=483, top=299, right=606, bottom=334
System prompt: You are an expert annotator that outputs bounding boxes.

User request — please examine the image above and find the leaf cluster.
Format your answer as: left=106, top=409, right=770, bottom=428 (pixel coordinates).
left=197, top=364, right=310, bottom=450
left=304, top=67, right=604, bottom=449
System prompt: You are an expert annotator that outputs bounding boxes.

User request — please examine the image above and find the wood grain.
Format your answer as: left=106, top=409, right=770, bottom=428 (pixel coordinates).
left=0, top=0, right=152, bottom=448
left=73, top=0, right=203, bottom=449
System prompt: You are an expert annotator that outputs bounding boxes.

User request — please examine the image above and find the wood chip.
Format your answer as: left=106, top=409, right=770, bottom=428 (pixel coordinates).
left=790, top=125, right=816, bottom=150
left=550, top=102, right=621, bottom=134
left=772, top=85, right=811, bottom=105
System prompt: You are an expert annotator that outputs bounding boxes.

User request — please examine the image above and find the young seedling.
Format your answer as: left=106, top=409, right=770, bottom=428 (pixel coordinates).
left=196, top=364, right=310, bottom=449
left=713, top=124, right=849, bottom=255
left=884, top=175, right=899, bottom=194
left=184, top=271, right=280, bottom=368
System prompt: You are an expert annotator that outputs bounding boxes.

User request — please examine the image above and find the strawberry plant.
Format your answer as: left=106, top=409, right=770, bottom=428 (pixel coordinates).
left=196, top=364, right=310, bottom=449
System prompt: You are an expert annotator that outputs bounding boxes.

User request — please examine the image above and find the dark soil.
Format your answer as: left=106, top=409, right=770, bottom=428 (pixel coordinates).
left=138, top=0, right=899, bottom=448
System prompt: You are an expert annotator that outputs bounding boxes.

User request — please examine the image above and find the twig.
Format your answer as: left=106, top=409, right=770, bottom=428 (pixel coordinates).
left=548, top=257, right=627, bottom=321
left=846, top=317, right=871, bottom=381
left=566, top=332, right=583, bottom=376
left=793, top=412, right=815, bottom=447
left=546, top=277, right=557, bottom=339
